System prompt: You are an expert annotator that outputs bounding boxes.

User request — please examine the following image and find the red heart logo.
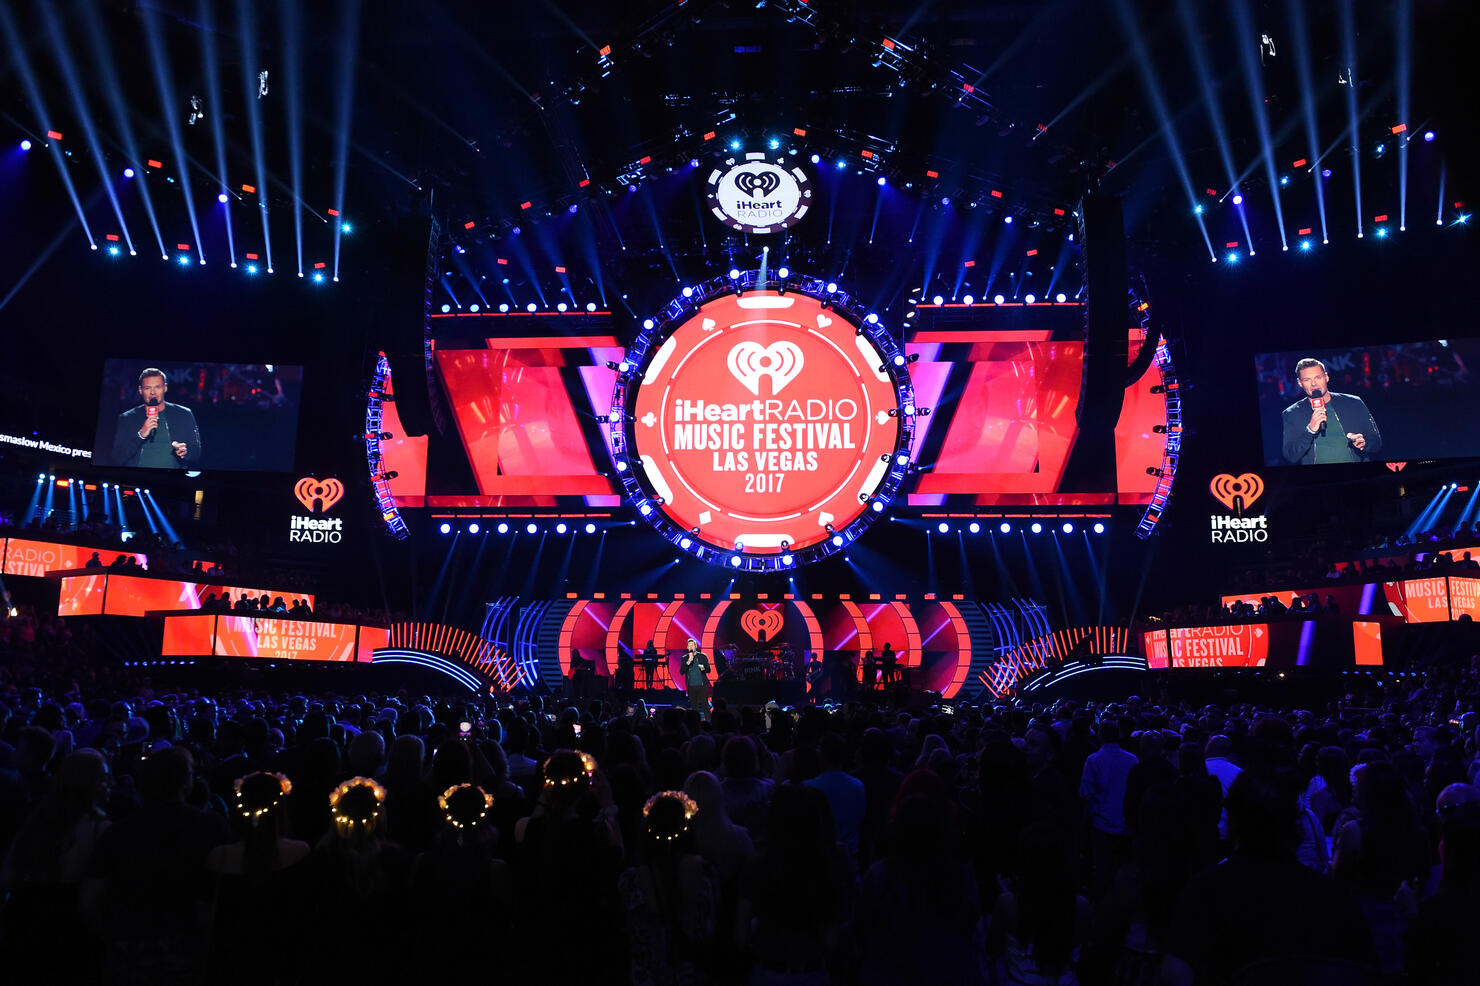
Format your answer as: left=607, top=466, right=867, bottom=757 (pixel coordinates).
left=1385, top=461, right=1407, bottom=472
left=1208, top=472, right=1265, bottom=512
left=294, top=477, right=345, bottom=513
left=739, top=608, right=783, bottom=641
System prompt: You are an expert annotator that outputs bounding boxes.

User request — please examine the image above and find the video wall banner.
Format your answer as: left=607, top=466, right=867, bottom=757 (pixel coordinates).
left=1, top=538, right=146, bottom=578
left=57, top=572, right=315, bottom=618
left=91, top=360, right=304, bottom=473
left=1143, top=620, right=1391, bottom=669
left=161, top=613, right=377, bottom=663
left=550, top=596, right=978, bottom=698
left=383, top=305, right=1164, bottom=511
left=1256, top=338, right=1480, bottom=468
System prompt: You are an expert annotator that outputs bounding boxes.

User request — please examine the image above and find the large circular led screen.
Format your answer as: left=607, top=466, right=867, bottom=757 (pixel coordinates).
left=630, top=290, right=900, bottom=553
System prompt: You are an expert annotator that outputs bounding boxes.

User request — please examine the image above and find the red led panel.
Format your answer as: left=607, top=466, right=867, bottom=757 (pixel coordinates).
left=1168, top=624, right=1270, bottom=668
left=213, top=616, right=359, bottom=662
left=4, top=538, right=145, bottom=578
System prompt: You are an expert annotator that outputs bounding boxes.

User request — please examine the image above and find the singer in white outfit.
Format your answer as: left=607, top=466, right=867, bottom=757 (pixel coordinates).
left=1280, top=357, right=1382, bottom=465
left=109, top=367, right=202, bottom=468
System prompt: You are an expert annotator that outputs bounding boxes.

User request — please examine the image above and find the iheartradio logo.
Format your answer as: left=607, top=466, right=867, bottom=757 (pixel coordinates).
left=294, top=477, right=344, bottom=513
left=727, top=340, right=805, bottom=396
left=1209, top=472, right=1265, bottom=512
left=740, top=608, right=784, bottom=640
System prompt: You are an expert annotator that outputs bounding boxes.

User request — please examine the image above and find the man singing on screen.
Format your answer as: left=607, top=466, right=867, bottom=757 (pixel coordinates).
left=1281, top=357, right=1382, bottom=465
left=111, top=368, right=202, bottom=468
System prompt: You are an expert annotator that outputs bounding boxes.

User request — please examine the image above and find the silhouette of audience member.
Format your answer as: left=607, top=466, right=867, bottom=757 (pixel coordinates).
left=985, top=821, right=1091, bottom=986
left=87, top=746, right=230, bottom=984
left=1079, top=720, right=1138, bottom=893
left=720, top=735, right=773, bottom=838
left=803, top=732, right=866, bottom=857
left=857, top=793, right=981, bottom=984
left=0, top=750, right=111, bottom=984
left=1407, top=783, right=1480, bottom=985
left=410, top=782, right=510, bottom=979
left=619, top=790, right=716, bottom=985
left=1162, top=769, right=1379, bottom=985
left=204, top=771, right=310, bottom=982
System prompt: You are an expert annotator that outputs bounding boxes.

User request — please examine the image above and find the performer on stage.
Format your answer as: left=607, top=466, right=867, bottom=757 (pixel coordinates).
left=1281, top=358, right=1382, bottom=465
left=109, top=367, right=202, bottom=468
left=640, top=639, right=659, bottom=689
left=681, top=637, right=712, bottom=720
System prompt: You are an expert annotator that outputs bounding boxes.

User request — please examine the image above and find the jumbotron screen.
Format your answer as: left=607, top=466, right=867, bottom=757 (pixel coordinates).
left=379, top=286, right=1163, bottom=512
left=1255, top=338, right=1480, bottom=467
left=91, top=360, right=304, bottom=473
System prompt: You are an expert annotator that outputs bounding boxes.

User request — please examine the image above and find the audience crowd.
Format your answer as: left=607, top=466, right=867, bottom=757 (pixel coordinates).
left=1, top=645, right=1479, bottom=985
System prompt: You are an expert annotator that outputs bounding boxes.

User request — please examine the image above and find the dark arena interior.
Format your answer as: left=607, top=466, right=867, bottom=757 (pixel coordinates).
left=1, top=1, right=1479, bottom=983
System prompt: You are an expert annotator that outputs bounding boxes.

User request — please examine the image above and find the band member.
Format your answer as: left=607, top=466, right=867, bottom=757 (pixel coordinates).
left=1281, top=357, right=1382, bottom=465
left=682, top=638, right=712, bottom=720
left=806, top=652, right=825, bottom=704
left=880, top=642, right=899, bottom=685
left=569, top=648, right=595, bottom=700
left=640, top=639, right=660, bottom=688
left=861, top=649, right=877, bottom=692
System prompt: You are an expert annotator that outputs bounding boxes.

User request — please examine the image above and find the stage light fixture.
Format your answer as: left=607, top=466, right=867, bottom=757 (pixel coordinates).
left=1226, top=252, right=1239, bottom=263
left=768, top=137, right=780, bottom=150
left=865, top=313, right=878, bottom=324
left=832, top=534, right=844, bottom=546
left=962, top=295, right=974, bottom=305
left=993, top=295, right=1005, bottom=305
left=1024, top=294, right=1036, bottom=304
left=969, top=522, right=980, bottom=534
left=1003, top=216, right=1013, bottom=224
left=555, top=522, right=568, bottom=534
left=872, top=500, right=885, bottom=513
left=217, top=192, right=228, bottom=204
left=109, top=246, right=119, bottom=256
left=441, top=304, right=450, bottom=313
left=682, top=286, right=694, bottom=297
left=877, top=175, right=886, bottom=186
left=1280, top=176, right=1289, bottom=186
left=777, top=266, right=789, bottom=278
left=810, top=154, right=820, bottom=164
left=1231, top=194, right=1243, bottom=205
left=499, top=303, right=510, bottom=312
left=439, top=522, right=451, bottom=535
left=585, top=522, right=596, bottom=534
left=730, top=555, right=742, bottom=567
left=468, top=522, right=480, bottom=534
left=123, top=167, right=134, bottom=178
left=730, top=139, right=741, bottom=151
left=1094, top=522, right=1105, bottom=534
left=615, top=461, right=628, bottom=472
left=999, top=522, right=1011, bottom=534
left=246, top=264, right=258, bottom=274
left=781, top=554, right=794, bottom=566
left=1062, top=522, right=1074, bottom=534
left=1376, top=228, right=1388, bottom=238
left=937, top=522, right=949, bottom=534
left=1194, top=204, right=1203, bottom=215
left=836, top=159, right=847, bottom=170
left=932, top=294, right=944, bottom=305
left=525, top=523, right=537, bottom=534
left=895, top=453, right=909, bottom=466
left=20, top=139, right=31, bottom=151
left=497, top=522, right=509, bottom=534
left=526, top=302, right=537, bottom=312
left=1031, top=522, right=1042, bottom=534
left=469, top=304, right=480, bottom=313
left=1322, top=168, right=1332, bottom=178
left=557, top=303, right=568, bottom=312
left=643, top=318, right=655, bottom=329
left=1424, top=131, right=1435, bottom=142
left=586, top=302, right=597, bottom=312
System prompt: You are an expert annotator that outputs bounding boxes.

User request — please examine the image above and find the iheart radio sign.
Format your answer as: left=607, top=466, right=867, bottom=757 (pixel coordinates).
left=1208, top=472, right=1271, bottom=544
left=288, top=476, right=345, bottom=545
left=740, top=608, right=784, bottom=641
left=630, top=291, right=900, bottom=554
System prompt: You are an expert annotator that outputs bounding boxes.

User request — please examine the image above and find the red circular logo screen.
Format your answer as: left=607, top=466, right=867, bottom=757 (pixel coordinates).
left=632, top=290, right=900, bottom=553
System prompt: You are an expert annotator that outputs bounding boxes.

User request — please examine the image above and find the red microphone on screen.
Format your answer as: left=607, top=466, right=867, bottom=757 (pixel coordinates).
left=1309, top=388, right=1327, bottom=436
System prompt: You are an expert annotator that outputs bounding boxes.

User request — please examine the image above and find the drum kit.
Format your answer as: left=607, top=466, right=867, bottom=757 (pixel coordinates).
left=729, top=644, right=796, bottom=682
